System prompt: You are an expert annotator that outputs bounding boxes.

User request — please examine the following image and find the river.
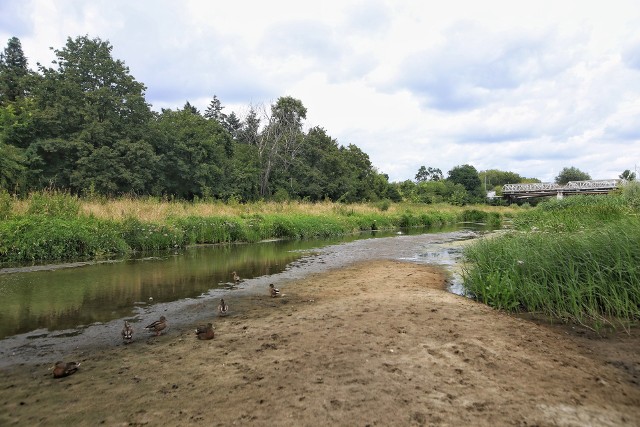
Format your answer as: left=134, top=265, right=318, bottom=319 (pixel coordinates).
left=0, top=225, right=490, bottom=367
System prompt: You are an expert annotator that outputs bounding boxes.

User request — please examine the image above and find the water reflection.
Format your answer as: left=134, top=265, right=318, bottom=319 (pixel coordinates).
left=0, top=225, right=475, bottom=340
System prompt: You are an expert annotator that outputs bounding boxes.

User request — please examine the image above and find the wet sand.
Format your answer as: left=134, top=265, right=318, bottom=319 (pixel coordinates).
left=1, top=259, right=639, bottom=426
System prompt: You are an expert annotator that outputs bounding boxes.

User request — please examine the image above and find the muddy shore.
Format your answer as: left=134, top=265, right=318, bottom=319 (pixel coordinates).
left=1, top=258, right=639, bottom=426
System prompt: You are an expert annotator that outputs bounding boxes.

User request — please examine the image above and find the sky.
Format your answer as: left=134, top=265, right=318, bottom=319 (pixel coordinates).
left=1, top=0, right=639, bottom=183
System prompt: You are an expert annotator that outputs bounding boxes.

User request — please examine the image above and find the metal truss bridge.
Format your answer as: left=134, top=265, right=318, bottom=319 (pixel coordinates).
left=502, top=179, right=623, bottom=201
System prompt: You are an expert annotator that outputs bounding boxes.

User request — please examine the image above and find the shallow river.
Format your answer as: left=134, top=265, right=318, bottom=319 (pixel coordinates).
left=0, top=225, right=490, bottom=367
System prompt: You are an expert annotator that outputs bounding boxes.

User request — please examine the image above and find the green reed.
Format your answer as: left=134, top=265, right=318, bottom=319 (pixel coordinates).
left=463, top=217, right=640, bottom=327
left=512, top=194, right=631, bottom=232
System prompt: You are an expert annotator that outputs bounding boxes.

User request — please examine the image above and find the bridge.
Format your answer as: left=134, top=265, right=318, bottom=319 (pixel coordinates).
left=502, top=179, right=623, bottom=201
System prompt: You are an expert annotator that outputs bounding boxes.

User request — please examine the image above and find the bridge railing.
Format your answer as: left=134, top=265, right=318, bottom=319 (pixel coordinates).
left=502, top=179, right=624, bottom=197
left=502, top=182, right=559, bottom=193
left=565, top=179, right=621, bottom=189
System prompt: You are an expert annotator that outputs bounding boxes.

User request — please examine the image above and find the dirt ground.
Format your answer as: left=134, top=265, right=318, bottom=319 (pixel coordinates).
left=1, top=260, right=639, bottom=426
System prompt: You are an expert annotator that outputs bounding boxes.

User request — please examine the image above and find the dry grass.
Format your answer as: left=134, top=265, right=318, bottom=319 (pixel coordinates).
left=8, top=195, right=520, bottom=223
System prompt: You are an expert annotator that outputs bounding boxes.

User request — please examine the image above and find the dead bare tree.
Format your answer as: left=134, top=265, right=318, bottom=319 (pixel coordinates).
left=249, top=97, right=307, bottom=197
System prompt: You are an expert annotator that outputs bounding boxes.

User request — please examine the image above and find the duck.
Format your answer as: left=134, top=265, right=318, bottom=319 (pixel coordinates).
left=144, top=316, right=167, bottom=336
left=232, top=271, right=241, bottom=284
left=52, top=361, right=80, bottom=378
left=121, top=320, right=134, bottom=343
left=218, top=298, right=229, bottom=316
left=195, top=323, right=215, bottom=340
left=269, top=283, right=280, bottom=298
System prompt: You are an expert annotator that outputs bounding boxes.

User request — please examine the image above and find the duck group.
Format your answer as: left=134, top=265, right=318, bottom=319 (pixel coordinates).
left=60, top=276, right=289, bottom=380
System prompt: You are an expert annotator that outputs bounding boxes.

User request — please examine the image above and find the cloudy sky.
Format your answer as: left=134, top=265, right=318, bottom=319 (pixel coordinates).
left=2, top=0, right=639, bottom=183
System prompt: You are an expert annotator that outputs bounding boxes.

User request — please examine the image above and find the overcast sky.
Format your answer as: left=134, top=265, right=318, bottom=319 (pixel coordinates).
left=2, top=0, right=639, bottom=183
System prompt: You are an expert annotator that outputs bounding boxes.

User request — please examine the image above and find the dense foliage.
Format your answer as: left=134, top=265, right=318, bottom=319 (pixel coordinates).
left=0, top=35, right=402, bottom=202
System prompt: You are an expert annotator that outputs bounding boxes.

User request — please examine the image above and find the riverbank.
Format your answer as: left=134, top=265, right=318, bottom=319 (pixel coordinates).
left=1, top=260, right=638, bottom=426
left=0, top=191, right=508, bottom=264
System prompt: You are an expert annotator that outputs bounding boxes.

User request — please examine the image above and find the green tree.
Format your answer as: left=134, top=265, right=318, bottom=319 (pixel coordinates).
left=27, top=35, right=155, bottom=194
left=415, top=166, right=443, bottom=183
left=153, top=106, right=231, bottom=199
left=204, top=95, right=225, bottom=122
left=555, top=166, right=591, bottom=185
left=237, top=107, right=260, bottom=145
left=338, top=144, right=378, bottom=202
left=223, top=111, right=241, bottom=140
left=183, top=101, right=200, bottom=115
left=447, top=164, right=483, bottom=200
left=0, top=37, right=29, bottom=105
left=619, top=169, right=636, bottom=181
left=0, top=141, right=25, bottom=191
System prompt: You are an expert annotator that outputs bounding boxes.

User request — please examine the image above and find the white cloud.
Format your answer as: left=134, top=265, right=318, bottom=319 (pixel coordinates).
left=2, top=0, right=640, bottom=183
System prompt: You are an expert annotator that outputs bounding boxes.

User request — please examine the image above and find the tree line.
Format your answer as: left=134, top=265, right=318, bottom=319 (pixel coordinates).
left=3, top=35, right=610, bottom=205
left=0, top=35, right=397, bottom=202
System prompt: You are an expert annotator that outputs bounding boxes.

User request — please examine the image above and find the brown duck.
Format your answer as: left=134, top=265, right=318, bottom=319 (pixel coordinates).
left=218, top=298, right=229, bottom=316
left=52, top=361, right=80, bottom=378
left=195, top=323, right=215, bottom=340
left=144, top=316, right=167, bottom=336
left=232, top=271, right=241, bottom=284
left=121, top=320, right=134, bottom=343
left=269, top=283, right=280, bottom=298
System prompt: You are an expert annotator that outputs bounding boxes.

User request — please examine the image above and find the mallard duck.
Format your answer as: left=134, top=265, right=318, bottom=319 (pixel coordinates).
left=121, top=320, right=134, bottom=343
left=232, top=271, right=241, bottom=284
left=195, top=323, right=215, bottom=340
left=52, top=361, right=80, bottom=378
left=144, top=316, right=167, bottom=336
left=218, top=298, right=229, bottom=316
left=269, top=283, right=280, bottom=298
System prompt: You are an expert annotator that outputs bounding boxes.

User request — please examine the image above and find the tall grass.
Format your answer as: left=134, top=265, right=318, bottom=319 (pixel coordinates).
left=0, top=191, right=511, bottom=264
left=511, top=194, right=631, bottom=232
left=463, top=194, right=640, bottom=328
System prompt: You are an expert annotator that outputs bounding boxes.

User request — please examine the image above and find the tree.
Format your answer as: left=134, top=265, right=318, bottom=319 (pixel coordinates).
left=415, top=166, right=443, bottom=182
left=0, top=141, right=25, bottom=191
left=153, top=107, right=231, bottom=199
left=447, top=164, right=483, bottom=200
left=237, top=106, right=260, bottom=145
left=204, top=95, right=225, bottom=122
left=0, top=37, right=29, bottom=105
left=223, top=111, right=241, bottom=140
left=555, top=167, right=590, bottom=185
left=254, top=96, right=307, bottom=197
left=182, top=101, right=200, bottom=115
left=619, top=169, right=637, bottom=181
left=338, top=144, right=378, bottom=202
left=27, top=35, right=156, bottom=194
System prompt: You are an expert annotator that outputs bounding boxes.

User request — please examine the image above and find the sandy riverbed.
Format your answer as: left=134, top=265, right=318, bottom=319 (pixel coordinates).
left=1, top=260, right=639, bottom=426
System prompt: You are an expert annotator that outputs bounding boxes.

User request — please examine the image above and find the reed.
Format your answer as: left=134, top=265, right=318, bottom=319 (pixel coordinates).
left=511, top=194, right=631, bottom=232
left=463, top=216, right=640, bottom=328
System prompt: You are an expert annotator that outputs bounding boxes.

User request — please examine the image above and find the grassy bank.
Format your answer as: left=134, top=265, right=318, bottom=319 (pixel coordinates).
left=0, top=191, right=510, bottom=264
left=463, top=190, right=640, bottom=328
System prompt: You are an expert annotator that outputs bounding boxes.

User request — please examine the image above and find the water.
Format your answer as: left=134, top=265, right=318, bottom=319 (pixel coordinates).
left=0, top=225, right=488, bottom=341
